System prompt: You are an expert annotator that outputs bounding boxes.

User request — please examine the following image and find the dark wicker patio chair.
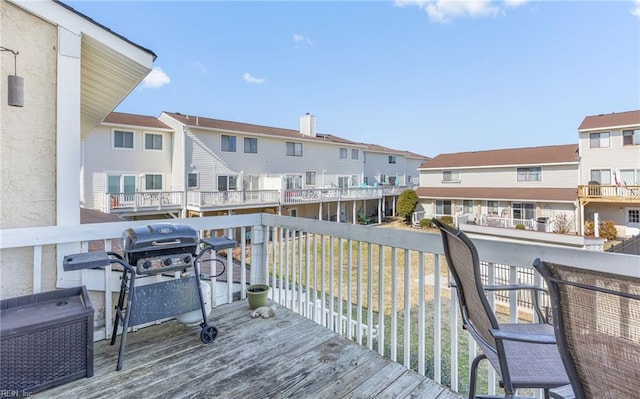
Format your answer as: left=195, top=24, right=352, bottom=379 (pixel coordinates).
left=432, top=219, right=570, bottom=399
left=533, top=259, right=640, bottom=399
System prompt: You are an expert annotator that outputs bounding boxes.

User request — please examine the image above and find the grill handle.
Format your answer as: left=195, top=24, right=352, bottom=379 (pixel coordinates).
left=151, top=239, right=182, bottom=246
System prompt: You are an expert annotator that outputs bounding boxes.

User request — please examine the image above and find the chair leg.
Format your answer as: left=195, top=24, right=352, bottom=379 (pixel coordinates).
left=469, top=353, right=487, bottom=399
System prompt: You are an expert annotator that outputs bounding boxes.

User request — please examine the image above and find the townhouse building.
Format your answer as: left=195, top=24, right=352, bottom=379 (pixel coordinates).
left=81, top=111, right=426, bottom=224
left=577, top=110, right=640, bottom=236
left=415, top=144, right=581, bottom=233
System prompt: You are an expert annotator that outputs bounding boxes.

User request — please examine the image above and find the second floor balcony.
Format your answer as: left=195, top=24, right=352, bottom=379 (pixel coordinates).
left=578, top=183, right=640, bottom=204
left=1, top=213, right=637, bottom=398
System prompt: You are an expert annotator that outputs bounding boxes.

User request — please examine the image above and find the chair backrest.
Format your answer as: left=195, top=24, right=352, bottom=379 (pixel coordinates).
left=533, top=259, right=640, bottom=399
left=432, top=219, right=500, bottom=353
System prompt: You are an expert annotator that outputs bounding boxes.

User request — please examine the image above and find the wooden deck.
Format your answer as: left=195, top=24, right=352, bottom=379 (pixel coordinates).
left=33, top=300, right=462, bottom=399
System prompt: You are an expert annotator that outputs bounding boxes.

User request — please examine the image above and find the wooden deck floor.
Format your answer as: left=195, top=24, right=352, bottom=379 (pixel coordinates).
left=34, top=300, right=462, bottom=399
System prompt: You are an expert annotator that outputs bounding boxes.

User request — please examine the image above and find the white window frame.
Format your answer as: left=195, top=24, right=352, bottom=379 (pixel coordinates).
left=442, top=170, right=460, bottom=183
left=218, top=175, right=238, bottom=191
left=221, top=135, right=237, bottom=152
left=589, top=131, right=610, bottom=148
left=187, top=172, right=199, bottom=188
left=590, top=169, right=611, bottom=185
left=351, top=149, right=359, bottom=160
left=286, top=142, right=303, bottom=157
left=339, top=148, right=348, bottom=160
left=113, top=129, right=134, bottom=150
left=517, top=167, right=542, bottom=182
left=338, top=176, right=350, bottom=188
left=388, top=155, right=396, bottom=164
left=436, top=200, right=452, bottom=215
left=144, top=174, right=163, bottom=191
left=144, top=132, right=163, bottom=151
left=305, top=171, right=316, bottom=186
left=623, top=129, right=640, bottom=146
left=244, top=137, right=258, bottom=153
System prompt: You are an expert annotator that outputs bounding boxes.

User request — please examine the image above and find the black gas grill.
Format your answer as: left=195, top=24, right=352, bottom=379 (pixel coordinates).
left=63, top=223, right=236, bottom=371
left=121, top=223, right=198, bottom=274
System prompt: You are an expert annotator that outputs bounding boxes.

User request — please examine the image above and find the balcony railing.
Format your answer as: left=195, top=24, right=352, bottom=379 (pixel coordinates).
left=186, top=189, right=281, bottom=209
left=106, top=191, right=184, bottom=213
left=1, top=214, right=637, bottom=397
left=578, top=184, right=640, bottom=202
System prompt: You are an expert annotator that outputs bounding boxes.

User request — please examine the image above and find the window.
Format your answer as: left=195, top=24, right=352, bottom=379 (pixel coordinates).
left=221, top=135, right=236, bottom=152
left=623, top=129, right=640, bottom=146
left=144, top=133, right=163, bottom=150
left=145, top=174, right=163, bottom=190
left=243, top=175, right=260, bottom=191
left=244, top=137, right=258, bottom=153
left=339, top=148, right=348, bottom=159
left=363, top=176, right=369, bottom=185
left=351, top=175, right=359, bottom=186
left=338, top=176, right=350, bottom=188
left=285, top=175, right=302, bottom=189
left=517, top=167, right=541, bottom=182
left=590, top=169, right=611, bottom=185
left=620, top=169, right=640, bottom=185
left=487, top=201, right=499, bottom=214
left=107, top=175, right=136, bottom=194
left=388, top=155, right=396, bottom=164
left=388, top=175, right=397, bottom=186
left=380, top=174, right=387, bottom=184
left=305, top=171, right=316, bottom=186
left=351, top=149, right=359, bottom=160
left=442, top=170, right=460, bottom=183
left=589, top=132, right=610, bottom=148
left=512, top=203, right=535, bottom=220
left=363, top=152, right=367, bottom=164
left=436, top=200, right=452, bottom=215
left=218, top=175, right=237, bottom=191
left=114, top=130, right=134, bottom=149
left=463, top=200, right=474, bottom=214
left=286, top=142, right=303, bottom=156
left=187, top=172, right=198, bottom=188
left=629, top=209, right=639, bottom=224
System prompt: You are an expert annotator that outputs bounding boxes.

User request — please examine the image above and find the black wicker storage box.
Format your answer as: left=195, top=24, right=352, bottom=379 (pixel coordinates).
left=0, top=286, right=94, bottom=396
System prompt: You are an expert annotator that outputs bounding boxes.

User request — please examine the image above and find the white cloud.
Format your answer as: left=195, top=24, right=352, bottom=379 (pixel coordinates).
left=394, top=0, right=526, bottom=23
left=141, top=67, right=170, bottom=89
left=293, top=33, right=313, bottom=46
left=242, top=72, right=265, bottom=84
left=632, top=0, right=640, bottom=18
left=192, top=61, right=208, bottom=74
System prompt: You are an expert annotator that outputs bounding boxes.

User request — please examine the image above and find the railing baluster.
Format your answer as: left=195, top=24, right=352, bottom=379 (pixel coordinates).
left=487, top=262, right=497, bottom=395
left=297, top=230, right=303, bottom=314
left=377, top=244, right=385, bottom=356
left=403, top=248, right=411, bottom=368
left=509, top=265, right=518, bottom=322
left=367, top=243, right=374, bottom=350
left=450, top=281, right=459, bottom=393
left=418, top=251, right=425, bottom=376
left=391, top=247, right=397, bottom=362
left=321, top=234, right=327, bottom=328
left=32, top=245, right=42, bottom=294
left=433, top=254, right=442, bottom=383
left=305, top=231, right=311, bottom=318
left=104, top=239, right=113, bottom=340
left=337, top=237, right=343, bottom=336
left=312, top=232, right=318, bottom=323
left=357, top=241, right=363, bottom=346
left=347, top=239, right=353, bottom=340
left=329, top=237, right=335, bottom=331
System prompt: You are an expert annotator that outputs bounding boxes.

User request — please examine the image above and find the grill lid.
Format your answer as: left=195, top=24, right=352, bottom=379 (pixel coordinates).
left=121, top=223, right=198, bottom=255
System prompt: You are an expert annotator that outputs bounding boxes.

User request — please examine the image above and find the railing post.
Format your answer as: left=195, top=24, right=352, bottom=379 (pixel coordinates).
left=250, top=224, right=268, bottom=284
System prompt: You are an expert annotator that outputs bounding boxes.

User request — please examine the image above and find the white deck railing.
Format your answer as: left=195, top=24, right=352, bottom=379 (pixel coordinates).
left=1, top=213, right=637, bottom=397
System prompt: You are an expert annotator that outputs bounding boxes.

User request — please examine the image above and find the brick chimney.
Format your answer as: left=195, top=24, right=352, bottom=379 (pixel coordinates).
left=300, top=113, right=316, bottom=137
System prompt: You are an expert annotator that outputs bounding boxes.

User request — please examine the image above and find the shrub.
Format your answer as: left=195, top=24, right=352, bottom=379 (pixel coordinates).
left=420, top=218, right=433, bottom=229
left=515, top=223, right=526, bottom=230
left=553, top=213, right=574, bottom=234
left=397, top=189, right=419, bottom=223
left=584, top=220, right=618, bottom=240
left=439, top=215, right=454, bottom=226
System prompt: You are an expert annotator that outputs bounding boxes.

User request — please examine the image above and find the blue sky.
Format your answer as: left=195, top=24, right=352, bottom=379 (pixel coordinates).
left=68, top=1, right=640, bottom=157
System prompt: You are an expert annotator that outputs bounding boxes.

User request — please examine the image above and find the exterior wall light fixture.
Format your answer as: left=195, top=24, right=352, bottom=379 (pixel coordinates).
left=1, top=46, right=23, bottom=107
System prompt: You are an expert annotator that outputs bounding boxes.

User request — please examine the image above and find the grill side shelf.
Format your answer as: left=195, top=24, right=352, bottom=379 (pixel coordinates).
left=200, top=237, right=236, bottom=251
left=63, top=252, right=112, bottom=271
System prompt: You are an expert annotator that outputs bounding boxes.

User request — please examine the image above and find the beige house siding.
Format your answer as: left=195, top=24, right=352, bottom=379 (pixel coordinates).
left=1, top=1, right=58, bottom=298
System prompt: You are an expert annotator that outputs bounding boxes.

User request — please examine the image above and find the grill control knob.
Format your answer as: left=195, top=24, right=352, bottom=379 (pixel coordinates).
left=142, top=260, right=152, bottom=269
left=163, top=257, right=172, bottom=266
left=183, top=255, right=192, bottom=264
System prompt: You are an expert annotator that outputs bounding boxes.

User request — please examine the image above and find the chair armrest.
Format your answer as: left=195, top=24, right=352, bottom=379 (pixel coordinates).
left=484, top=284, right=547, bottom=293
left=484, top=285, right=550, bottom=324
left=490, top=329, right=557, bottom=344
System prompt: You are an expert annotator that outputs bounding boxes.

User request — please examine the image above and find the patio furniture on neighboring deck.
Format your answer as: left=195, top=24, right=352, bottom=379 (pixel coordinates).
left=533, top=259, right=640, bottom=399
left=432, top=219, right=570, bottom=399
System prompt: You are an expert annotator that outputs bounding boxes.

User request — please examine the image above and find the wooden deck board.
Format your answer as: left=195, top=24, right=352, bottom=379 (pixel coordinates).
left=32, top=300, right=462, bottom=399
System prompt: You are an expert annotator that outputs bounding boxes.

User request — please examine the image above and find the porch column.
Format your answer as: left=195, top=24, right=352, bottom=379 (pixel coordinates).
left=352, top=201, right=357, bottom=224
left=250, top=225, right=268, bottom=284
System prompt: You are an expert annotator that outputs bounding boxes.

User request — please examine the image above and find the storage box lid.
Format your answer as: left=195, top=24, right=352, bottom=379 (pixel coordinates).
left=0, top=287, right=93, bottom=336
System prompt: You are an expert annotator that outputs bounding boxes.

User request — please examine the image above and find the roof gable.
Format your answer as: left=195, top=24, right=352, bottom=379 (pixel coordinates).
left=104, top=112, right=171, bottom=130
left=578, top=110, right=640, bottom=131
